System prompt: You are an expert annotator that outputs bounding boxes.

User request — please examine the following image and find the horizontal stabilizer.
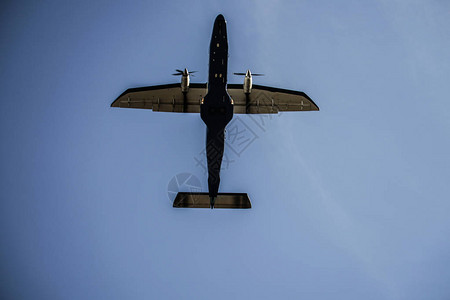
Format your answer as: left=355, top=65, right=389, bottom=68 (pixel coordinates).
left=173, top=192, right=251, bottom=209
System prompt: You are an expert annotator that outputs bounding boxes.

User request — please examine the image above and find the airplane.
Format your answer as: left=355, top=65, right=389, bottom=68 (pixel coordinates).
left=111, top=14, right=319, bottom=209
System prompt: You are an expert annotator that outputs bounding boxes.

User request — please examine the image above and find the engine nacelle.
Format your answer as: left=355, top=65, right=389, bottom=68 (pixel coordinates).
left=243, top=74, right=252, bottom=94
left=181, top=72, right=190, bottom=93
left=177, top=68, right=191, bottom=93
left=234, top=69, right=263, bottom=94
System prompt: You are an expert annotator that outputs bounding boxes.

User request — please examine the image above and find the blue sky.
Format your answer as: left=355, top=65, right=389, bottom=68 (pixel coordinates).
left=1, top=1, right=450, bottom=299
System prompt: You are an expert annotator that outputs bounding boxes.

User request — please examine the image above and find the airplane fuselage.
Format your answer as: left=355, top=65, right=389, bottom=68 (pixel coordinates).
left=200, top=14, right=233, bottom=206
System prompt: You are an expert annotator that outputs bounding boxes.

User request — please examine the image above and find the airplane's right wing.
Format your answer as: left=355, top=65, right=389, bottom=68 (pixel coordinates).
left=227, top=84, right=319, bottom=114
left=111, top=83, right=207, bottom=113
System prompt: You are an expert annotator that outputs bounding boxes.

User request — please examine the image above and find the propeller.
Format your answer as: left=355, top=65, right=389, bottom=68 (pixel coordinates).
left=172, top=69, right=198, bottom=77
left=233, top=72, right=264, bottom=76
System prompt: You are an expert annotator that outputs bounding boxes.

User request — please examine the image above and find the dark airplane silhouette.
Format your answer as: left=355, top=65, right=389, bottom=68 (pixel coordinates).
left=111, top=14, right=319, bottom=209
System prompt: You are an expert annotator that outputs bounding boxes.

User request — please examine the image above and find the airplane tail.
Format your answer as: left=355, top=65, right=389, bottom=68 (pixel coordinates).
left=173, top=192, right=251, bottom=209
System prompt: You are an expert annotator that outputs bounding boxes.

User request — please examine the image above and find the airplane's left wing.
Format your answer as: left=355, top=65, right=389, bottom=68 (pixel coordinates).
left=111, top=83, right=207, bottom=113
left=227, top=84, right=319, bottom=114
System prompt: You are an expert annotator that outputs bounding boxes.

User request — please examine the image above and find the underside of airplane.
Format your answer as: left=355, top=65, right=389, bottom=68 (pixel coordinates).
left=111, top=14, right=319, bottom=209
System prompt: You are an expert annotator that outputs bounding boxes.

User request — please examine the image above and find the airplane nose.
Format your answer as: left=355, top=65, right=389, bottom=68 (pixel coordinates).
left=246, top=69, right=251, bottom=77
left=184, top=68, right=188, bottom=75
left=215, top=14, right=225, bottom=22
left=213, top=14, right=226, bottom=36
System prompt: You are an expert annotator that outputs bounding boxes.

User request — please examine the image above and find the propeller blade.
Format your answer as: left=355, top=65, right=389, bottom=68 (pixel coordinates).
left=173, top=69, right=197, bottom=76
left=234, top=72, right=264, bottom=76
